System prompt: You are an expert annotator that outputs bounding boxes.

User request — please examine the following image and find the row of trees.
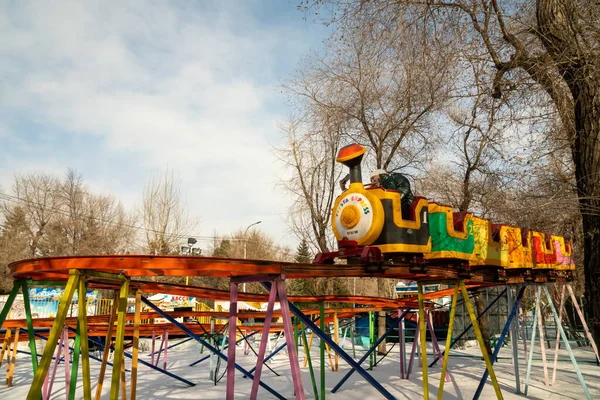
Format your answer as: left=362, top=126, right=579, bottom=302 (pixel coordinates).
left=0, top=169, right=297, bottom=293
left=277, top=0, right=598, bottom=342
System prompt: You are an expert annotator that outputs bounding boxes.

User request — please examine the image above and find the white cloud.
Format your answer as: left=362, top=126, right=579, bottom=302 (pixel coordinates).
left=0, top=0, right=325, bottom=250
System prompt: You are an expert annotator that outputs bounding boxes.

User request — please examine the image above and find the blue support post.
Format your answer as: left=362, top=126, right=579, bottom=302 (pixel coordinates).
left=473, top=285, right=526, bottom=400
left=151, top=337, right=194, bottom=356
left=429, top=288, right=508, bottom=367
left=332, top=309, right=410, bottom=393
left=141, top=296, right=286, bottom=400
left=83, top=334, right=195, bottom=387
left=261, top=282, right=397, bottom=400
left=244, top=325, right=310, bottom=377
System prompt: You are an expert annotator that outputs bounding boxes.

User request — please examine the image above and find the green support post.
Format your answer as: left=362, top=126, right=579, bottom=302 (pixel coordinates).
left=302, top=328, right=319, bottom=400
left=0, top=282, right=21, bottom=330
left=21, top=281, right=39, bottom=374
left=69, top=318, right=82, bottom=400
left=293, top=316, right=300, bottom=351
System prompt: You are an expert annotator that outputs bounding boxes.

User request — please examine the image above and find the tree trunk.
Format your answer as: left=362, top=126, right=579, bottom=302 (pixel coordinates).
left=536, top=0, right=600, bottom=345
left=474, top=292, right=493, bottom=355
left=572, top=78, right=600, bottom=343
left=571, top=82, right=600, bottom=345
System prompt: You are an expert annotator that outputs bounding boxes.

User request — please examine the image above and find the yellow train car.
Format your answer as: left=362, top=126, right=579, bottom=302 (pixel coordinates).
left=475, top=224, right=533, bottom=269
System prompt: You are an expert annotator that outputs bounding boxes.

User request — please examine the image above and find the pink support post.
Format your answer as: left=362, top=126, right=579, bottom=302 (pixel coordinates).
left=155, top=332, right=166, bottom=367
left=226, top=282, right=239, bottom=400
left=427, top=311, right=451, bottom=382
left=63, top=327, right=71, bottom=399
left=567, top=285, right=600, bottom=363
left=244, top=330, right=250, bottom=356
left=406, top=314, right=420, bottom=379
left=163, top=329, right=169, bottom=370
left=151, top=330, right=156, bottom=366
left=43, top=328, right=65, bottom=400
left=276, top=278, right=306, bottom=400
left=399, top=309, right=405, bottom=379
left=250, top=280, right=278, bottom=400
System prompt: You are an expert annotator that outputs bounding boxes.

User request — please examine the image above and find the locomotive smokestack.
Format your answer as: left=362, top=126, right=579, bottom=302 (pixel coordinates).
left=336, top=144, right=366, bottom=184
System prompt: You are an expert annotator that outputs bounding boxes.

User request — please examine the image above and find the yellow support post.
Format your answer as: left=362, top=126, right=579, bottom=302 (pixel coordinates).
left=437, top=283, right=459, bottom=400
left=6, top=328, right=19, bottom=387
left=95, top=291, right=120, bottom=400
left=417, top=282, right=429, bottom=400
left=121, top=354, right=127, bottom=400
left=304, top=331, right=315, bottom=368
left=459, top=282, right=503, bottom=400
left=79, top=278, right=92, bottom=400
left=110, top=278, right=130, bottom=400
left=324, top=342, right=336, bottom=371
left=0, top=329, right=11, bottom=368
left=130, top=290, right=142, bottom=400
left=27, top=270, right=80, bottom=400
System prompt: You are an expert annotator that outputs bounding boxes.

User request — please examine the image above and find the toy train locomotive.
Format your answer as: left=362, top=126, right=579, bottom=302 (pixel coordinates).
left=314, top=144, right=575, bottom=281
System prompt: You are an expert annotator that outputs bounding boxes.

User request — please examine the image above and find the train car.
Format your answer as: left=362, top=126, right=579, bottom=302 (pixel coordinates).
left=531, top=231, right=557, bottom=270
left=553, top=235, right=575, bottom=272
left=424, top=203, right=476, bottom=263
left=329, top=144, right=429, bottom=263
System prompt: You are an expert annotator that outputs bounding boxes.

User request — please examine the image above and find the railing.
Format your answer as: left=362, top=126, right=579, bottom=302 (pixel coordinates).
left=0, top=296, right=216, bottom=322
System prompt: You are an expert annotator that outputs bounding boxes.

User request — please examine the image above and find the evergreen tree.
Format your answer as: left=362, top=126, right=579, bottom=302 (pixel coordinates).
left=212, top=239, right=232, bottom=258
left=294, top=239, right=312, bottom=263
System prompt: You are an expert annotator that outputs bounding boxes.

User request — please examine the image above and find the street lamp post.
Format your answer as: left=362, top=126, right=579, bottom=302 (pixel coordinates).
left=181, top=237, right=198, bottom=286
left=242, top=220, right=262, bottom=292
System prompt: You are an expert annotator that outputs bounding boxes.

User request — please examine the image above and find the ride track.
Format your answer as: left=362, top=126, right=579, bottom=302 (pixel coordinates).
left=5, top=254, right=479, bottom=341
left=3, top=254, right=584, bottom=400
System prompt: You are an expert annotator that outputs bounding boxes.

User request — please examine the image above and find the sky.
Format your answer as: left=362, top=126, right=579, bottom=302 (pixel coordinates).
left=0, top=0, right=331, bottom=252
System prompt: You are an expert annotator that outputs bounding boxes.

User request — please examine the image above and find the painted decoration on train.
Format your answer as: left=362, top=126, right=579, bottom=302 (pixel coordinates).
left=334, top=192, right=374, bottom=242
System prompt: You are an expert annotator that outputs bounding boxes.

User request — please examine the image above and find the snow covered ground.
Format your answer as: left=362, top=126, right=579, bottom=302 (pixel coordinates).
left=1, top=338, right=598, bottom=399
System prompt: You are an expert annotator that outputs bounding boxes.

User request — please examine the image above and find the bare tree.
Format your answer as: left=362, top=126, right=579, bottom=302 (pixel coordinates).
left=141, top=170, right=197, bottom=255
left=286, top=15, right=454, bottom=172
left=277, top=114, right=342, bottom=253
left=8, top=173, right=61, bottom=257
left=0, top=170, right=137, bottom=292
left=308, top=0, right=600, bottom=343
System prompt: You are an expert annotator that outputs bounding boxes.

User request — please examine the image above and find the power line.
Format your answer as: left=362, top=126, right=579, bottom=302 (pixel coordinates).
left=0, top=192, right=291, bottom=250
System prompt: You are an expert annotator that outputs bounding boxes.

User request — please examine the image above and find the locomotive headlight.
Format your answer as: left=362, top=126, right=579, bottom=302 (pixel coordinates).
left=341, top=205, right=361, bottom=228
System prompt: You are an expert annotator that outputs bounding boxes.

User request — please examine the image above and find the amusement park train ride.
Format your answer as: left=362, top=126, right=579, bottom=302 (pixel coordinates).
left=314, top=143, right=576, bottom=283
left=2, top=144, right=590, bottom=400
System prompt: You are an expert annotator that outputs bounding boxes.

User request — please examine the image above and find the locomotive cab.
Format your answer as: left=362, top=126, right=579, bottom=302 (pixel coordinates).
left=331, top=144, right=430, bottom=259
